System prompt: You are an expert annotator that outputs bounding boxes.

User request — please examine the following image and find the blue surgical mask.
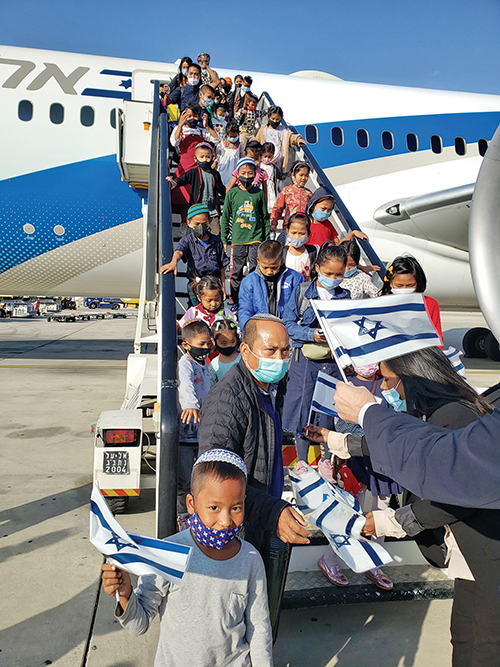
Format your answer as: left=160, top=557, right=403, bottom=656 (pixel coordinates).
left=227, top=136, right=239, bottom=144
left=287, top=235, right=308, bottom=248
left=201, top=97, right=214, bottom=108
left=248, top=349, right=289, bottom=384
left=344, top=267, right=359, bottom=278
left=382, top=381, right=407, bottom=412
left=318, top=272, right=343, bottom=291
left=311, top=209, right=331, bottom=222
left=182, top=68, right=188, bottom=76
left=241, top=85, right=250, bottom=93
left=215, top=114, right=226, bottom=121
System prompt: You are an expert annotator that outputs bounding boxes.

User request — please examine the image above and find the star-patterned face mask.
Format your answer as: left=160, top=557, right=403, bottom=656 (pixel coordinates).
left=188, top=512, right=243, bottom=550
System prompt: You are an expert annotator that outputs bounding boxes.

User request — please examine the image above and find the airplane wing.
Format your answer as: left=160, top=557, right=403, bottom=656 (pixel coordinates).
left=373, top=183, right=474, bottom=252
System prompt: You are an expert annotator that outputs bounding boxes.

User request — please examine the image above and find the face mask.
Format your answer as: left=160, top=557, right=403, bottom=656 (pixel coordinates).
left=187, top=76, right=200, bottom=86
left=312, top=209, right=331, bottom=222
left=261, top=157, right=272, bottom=165
left=215, top=114, right=226, bottom=121
left=382, top=381, right=407, bottom=412
left=287, top=235, right=308, bottom=248
left=191, top=223, right=209, bottom=238
left=391, top=287, right=416, bottom=294
left=248, top=348, right=289, bottom=384
left=181, top=68, right=188, bottom=76
left=188, top=512, right=242, bottom=550
left=227, top=136, right=239, bottom=144
left=196, top=159, right=211, bottom=170
left=201, top=97, right=213, bottom=108
left=268, top=119, right=280, bottom=129
left=239, top=175, right=254, bottom=188
left=355, top=363, right=379, bottom=378
left=344, top=267, right=359, bottom=279
left=187, top=344, right=211, bottom=364
left=241, top=85, right=250, bottom=93
left=215, top=342, right=238, bottom=357
left=318, top=272, right=343, bottom=291
left=186, top=118, right=199, bottom=129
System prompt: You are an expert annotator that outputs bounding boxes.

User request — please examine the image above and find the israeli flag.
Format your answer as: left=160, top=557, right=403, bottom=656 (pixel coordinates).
left=444, top=346, right=467, bottom=379
left=89, top=485, right=191, bottom=585
left=310, top=372, right=339, bottom=419
left=312, top=293, right=442, bottom=369
left=290, top=464, right=392, bottom=573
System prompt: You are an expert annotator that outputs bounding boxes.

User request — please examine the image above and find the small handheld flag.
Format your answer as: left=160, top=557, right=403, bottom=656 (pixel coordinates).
left=90, top=485, right=191, bottom=585
left=312, top=293, right=442, bottom=369
left=289, top=464, right=392, bottom=573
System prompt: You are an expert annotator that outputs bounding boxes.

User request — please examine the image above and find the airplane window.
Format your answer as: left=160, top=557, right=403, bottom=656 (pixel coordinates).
left=406, top=133, right=418, bottom=152
left=478, top=139, right=489, bottom=157
left=50, top=103, right=64, bottom=125
left=454, top=137, right=466, bottom=156
left=431, top=135, right=443, bottom=154
left=110, top=109, right=117, bottom=129
left=81, top=106, right=95, bottom=127
left=357, top=129, right=369, bottom=148
left=18, top=100, right=33, bottom=122
left=331, top=126, right=344, bottom=146
left=382, top=131, right=394, bottom=150
left=305, top=124, right=318, bottom=145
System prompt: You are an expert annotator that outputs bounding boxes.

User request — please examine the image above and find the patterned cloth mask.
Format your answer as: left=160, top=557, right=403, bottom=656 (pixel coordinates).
left=188, top=512, right=242, bottom=549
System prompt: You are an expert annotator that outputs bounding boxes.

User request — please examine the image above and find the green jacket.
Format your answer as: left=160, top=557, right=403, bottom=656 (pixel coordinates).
left=220, top=186, right=270, bottom=245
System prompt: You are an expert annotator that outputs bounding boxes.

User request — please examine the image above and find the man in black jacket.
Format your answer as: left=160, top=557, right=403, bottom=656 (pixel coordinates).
left=199, top=314, right=311, bottom=547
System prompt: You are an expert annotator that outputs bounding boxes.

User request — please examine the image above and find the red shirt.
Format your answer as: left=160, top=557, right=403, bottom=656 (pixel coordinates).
left=308, top=219, right=338, bottom=246
left=424, top=295, right=443, bottom=346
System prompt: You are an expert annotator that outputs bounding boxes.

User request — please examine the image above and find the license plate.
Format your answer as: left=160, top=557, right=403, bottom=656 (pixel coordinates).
left=103, top=450, right=129, bottom=474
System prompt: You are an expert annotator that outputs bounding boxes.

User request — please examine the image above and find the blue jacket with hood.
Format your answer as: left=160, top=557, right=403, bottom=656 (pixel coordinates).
left=238, top=267, right=304, bottom=330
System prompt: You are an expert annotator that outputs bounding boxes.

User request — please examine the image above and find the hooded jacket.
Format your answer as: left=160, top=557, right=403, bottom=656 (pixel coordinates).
left=174, top=165, right=226, bottom=214
left=237, top=266, right=304, bottom=330
left=305, top=185, right=335, bottom=217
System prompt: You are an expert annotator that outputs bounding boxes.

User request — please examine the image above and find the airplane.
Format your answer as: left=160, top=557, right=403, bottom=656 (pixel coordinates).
left=1, top=44, right=500, bottom=311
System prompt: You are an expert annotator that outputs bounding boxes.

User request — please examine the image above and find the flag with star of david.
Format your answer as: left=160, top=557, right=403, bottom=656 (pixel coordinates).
left=311, top=293, right=442, bottom=368
left=89, top=485, right=191, bottom=584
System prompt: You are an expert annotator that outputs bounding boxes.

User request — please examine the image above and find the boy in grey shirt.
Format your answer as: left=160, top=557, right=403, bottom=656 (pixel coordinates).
left=177, top=320, right=212, bottom=516
left=102, top=449, right=273, bottom=667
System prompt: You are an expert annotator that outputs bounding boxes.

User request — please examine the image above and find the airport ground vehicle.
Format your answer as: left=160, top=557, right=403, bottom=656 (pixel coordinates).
left=0, top=298, right=35, bottom=317
left=84, top=297, right=122, bottom=310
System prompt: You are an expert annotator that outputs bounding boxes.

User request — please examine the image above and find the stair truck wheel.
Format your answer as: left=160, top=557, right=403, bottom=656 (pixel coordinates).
left=105, top=496, right=129, bottom=515
left=485, top=332, right=500, bottom=361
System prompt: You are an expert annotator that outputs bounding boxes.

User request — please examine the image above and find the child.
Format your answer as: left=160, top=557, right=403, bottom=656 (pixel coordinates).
left=278, top=213, right=318, bottom=280
left=167, top=143, right=226, bottom=235
left=170, top=104, right=218, bottom=216
left=220, top=158, right=270, bottom=306
left=177, top=320, right=212, bottom=516
left=260, top=142, right=283, bottom=216
left=215, top=119, right=244, bottom=188
left=340, top=239, right=379, bottom=299
left=380, top=255, right=443, bottom=344
left=255, top=105, right=306, bottom=172
left=232, top=75, right=253, bottom=115
left=179, top=275, right=238, bottom=330
left=271, top=161, right=313, bottom=232
left=102, top=449, right=273, bottom=667
left=282, top=243, right=350, bottom=463
left=209, top=319, right=241, bottom=385
left=225, top=141, right=268, bottom=202
left=160, top=204, right=228, bottom=308
left=234, top=93, right=265, bottom=148
left=309, top=363, right=399, bottom=590
left=238, top=240, right=304, bottom=330
left=212, top=102, right=229, bottom=140
left=306, top=186, right=370, bottom=247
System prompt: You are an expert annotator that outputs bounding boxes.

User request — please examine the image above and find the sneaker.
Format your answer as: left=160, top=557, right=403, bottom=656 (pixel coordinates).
left=318, top=555, right=349, bottom=587
left=365, top=568, right=394, bottom=590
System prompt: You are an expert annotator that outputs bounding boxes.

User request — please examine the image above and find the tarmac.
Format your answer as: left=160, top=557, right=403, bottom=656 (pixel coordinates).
left=0, top=308, right=498, bottom=667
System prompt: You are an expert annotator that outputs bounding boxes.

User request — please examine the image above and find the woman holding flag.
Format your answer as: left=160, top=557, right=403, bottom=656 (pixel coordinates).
left=307, top=345, right=500, bottom=666
left=282, top=242, right=350, bottom=466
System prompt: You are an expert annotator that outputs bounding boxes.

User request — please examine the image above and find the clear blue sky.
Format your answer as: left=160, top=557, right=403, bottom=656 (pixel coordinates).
left=2, top=0, right=500, bottom=95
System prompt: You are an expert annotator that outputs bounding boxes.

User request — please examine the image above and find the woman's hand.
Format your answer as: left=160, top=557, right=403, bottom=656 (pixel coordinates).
left=314, top=329, right=327, bottom=343
left=361, top=512, right=376, bottom=537
left=304, top=424, right=330, bottom=444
